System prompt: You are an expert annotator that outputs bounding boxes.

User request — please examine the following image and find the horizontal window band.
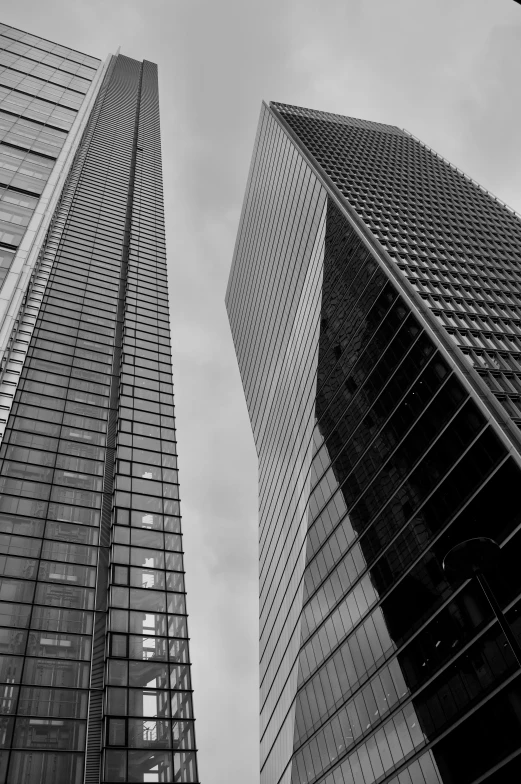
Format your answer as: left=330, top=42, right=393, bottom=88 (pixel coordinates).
left=0, top=138, right=57, bottom=161
left=0, top=103, right=74, bottom=134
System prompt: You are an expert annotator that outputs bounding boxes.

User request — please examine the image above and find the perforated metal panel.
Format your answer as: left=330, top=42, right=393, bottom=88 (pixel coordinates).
left=273, top=102, right=521, bottom=425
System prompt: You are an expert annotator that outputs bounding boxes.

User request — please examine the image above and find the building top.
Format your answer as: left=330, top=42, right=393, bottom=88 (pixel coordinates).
left=0, top=21, right=100, bottom=67
left=271, top=101, right=521, bottom=424
left=271, top=100, right=407, bottom=135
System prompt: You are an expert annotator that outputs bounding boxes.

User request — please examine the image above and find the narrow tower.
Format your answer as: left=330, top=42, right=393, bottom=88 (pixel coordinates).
left=0, top=24, right=198, bottom=784
left=227, top=102, right=521, bottom=784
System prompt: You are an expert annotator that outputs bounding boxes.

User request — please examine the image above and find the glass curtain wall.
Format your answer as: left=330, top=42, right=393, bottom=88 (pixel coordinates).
left=0, top=23, right=99, bottom=286
left=227, top=101, right=521, bottom=784
left=289, top=196, right=521, bottom=784
left=227, top=103, right=327, bottom=784
left=105, top=59, right=198, bottom=784
left=0, top=42, right=198, bottom=784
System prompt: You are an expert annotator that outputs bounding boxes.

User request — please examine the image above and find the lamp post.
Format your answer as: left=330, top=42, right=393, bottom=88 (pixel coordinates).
left=442, top=537, right=521, bottom=668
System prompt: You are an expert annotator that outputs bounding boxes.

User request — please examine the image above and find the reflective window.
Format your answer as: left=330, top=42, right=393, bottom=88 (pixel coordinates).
left=227, top=101, right=521, bottom=784
left=0, top=34, right=197, bottom=784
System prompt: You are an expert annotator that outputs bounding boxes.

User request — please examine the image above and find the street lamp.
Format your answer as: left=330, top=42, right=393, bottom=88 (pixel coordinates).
left=442, top=537, right=521, bottom=667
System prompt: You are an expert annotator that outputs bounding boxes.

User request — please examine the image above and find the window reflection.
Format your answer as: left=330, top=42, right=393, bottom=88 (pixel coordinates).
left=287, top=195, right=517, bottom=784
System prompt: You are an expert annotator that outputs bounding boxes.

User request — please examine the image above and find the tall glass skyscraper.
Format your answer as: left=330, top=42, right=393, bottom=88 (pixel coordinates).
left=0, top=24, right=198, bottom=784
left=226, top=102, right=521, bottom=784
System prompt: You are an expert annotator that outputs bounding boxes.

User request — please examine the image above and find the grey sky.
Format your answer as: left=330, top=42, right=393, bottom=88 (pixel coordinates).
left=3, top=1, right=521, bottom=782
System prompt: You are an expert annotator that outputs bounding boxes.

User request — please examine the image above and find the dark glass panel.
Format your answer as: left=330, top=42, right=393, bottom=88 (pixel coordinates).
left=432, top=676, right=521, bottom=784
left=7, top=751, right=85, bottom=784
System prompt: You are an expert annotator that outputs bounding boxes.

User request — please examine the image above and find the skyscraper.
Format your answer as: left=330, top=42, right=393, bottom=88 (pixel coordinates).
left=0, top=24, right=198, bottom=784
left=226, top=101, right=521, bottom=784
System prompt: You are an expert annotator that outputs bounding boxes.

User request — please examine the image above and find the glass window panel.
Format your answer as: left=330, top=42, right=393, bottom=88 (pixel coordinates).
left=0, top=533, right=41, bottom=558
left=13, top=717, right=86, bottom=750
left=47, top=502, right=100, bottom=528
left=163, top=468, right=178, bottom=483
left=129, top=661, right=170, bottom=689
left=59, top=440, right=105, bottom=461
left=128, top=718, right=171, bottom=748
left=131, top=494, right=162, bottom=513
left=130, top=567, right=165, bottom=590
left=128, top=635, right=168, bottom=662
left=17, top=686, right=88, bottom=718
left=108, top=717, right=126, bottom=746
left=132, top=462, right=162, bottom=481
left=166, top=572, right=186, bottom=604
left=0, top=577, right=34, bottom=602
left=107, top=687, right=128, bottom=715
left=110, top=634, right=128, bottom=658
left=0, top=601, right=31, bottom=628
left=0, top=653, right=23, bottom=683
left=38, top=560, right=96, bottom=587
left=113, top=545, right=130, bottom=564
left=23, top=658, right=90, bottom=688
left=114, top=566, right=129, bottom=585
left=380, top=664, right=399, bottom=706
left=107, top=660, right=128, bottom=687
left=132, top=449, right=161, bottom=466
left=129, top=588, right=166, bottom=612
left=366, top=734, right=385, bottom=780
left=0, top=461, right=53, bottom=484
left=130, top=548, right=165, bottom=569
left=169, top=615, right=187, bottom=638
left=109, top=610, right=128, bottom=633
left=385, top=717, right=406, bottom=765
left=129, top=611, right=168, bottom=637
left=111, top=587, right=129, bottom=609
left=50, top=486, right=102, bottom=509
left=0, top=716, right=14, bottom=752
left=0, top=514, right=44, bottom=538
left=56, top=454, right=104, bottom=476
left=130, top=526, right=164, bottom=548
left=105, top=749, right=127, bottom=782
left=127, top=750, right=173, bottom=783
left=165, top=532, right=182, bottom=550
left=7, top=751, right=85, bottom=784
left=41, top=541, right=97, bottom=566
left=419, top=752, right=441, bottom=784
left=165, top=551, right=183, bottom=572
left=0, top=670, right=19, bottom=714
left=5, top=430, right=59, bottom=452
left=128, top=688, right=171, bottom=718
left=26, top=631, right=91, bottom=660
left=34, top=582, right=94, bottom=611
left=171, top=691, right=193, bottom=721
left=45, top=521, right=99, bottom=547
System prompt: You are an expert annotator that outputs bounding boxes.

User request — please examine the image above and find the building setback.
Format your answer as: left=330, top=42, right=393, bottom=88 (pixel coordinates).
left=226, top=101, right=521, bottom=784
left=0, top=24, right=198, bottom=784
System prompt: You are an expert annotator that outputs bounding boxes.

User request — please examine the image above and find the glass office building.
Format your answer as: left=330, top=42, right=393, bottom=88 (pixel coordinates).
left=0, top=24, right=198, bottom=784
left=226, top=102, right=521, bottom=784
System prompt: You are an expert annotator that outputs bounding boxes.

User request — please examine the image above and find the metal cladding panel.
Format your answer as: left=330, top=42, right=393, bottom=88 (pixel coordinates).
left=273, top=101, right=521, bottom=428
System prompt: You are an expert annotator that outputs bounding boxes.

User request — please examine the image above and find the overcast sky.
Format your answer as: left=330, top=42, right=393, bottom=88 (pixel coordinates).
left=4, top=1, right=521, bottom=782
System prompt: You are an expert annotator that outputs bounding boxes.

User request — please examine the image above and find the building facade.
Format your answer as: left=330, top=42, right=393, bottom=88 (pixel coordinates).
left=226, top=101, right=521, bottom=784
left=0, top=24, right=198, bottom=784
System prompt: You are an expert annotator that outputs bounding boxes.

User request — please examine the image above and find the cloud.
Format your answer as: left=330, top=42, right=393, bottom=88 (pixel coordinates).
left=3, top=1, right=521, bottom=782
left=451, top=21, right=521, bottom=208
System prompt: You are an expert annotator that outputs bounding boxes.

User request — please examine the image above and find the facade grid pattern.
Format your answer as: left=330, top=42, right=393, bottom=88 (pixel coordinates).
left=0, top=22, right=99, bottom=287
left=0, top=25, right=198, bottom=784
left=227, top=101, right=521, bottom=784
left=272, top=102, right=521, bottom=425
